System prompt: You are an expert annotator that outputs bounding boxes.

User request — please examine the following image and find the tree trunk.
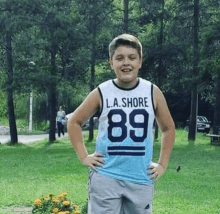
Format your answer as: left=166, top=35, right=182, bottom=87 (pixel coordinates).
left=89, top=16, right=97, bottom=141
left=154, top=0, right=164, bottom=140
left=188, top=0, right=199, bottom=143
left=49, top=42, right=57, bottom=142
left=6, top=33, right=18, bottom=144
left=213, top=73, right=220, bottom=134
left=154, top=122, right=159, bottom=140
left=124, top=0, right=129, bottom=32
left=188, top=89, right=198, bottom=142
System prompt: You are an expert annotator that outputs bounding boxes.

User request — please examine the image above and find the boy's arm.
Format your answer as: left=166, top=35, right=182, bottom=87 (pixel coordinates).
left=150, top=85, right=175, bottom=180
left=67, top=88, right=104, bottom=169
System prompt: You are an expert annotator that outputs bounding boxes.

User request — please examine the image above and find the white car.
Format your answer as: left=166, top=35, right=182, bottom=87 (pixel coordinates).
left=65, top=113, right=99, bottom=130
left=186, top=116, right=211, bottom=133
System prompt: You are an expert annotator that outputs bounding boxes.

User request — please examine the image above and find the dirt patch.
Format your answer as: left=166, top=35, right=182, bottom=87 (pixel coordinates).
left=0, top=207, right=32, bottom=214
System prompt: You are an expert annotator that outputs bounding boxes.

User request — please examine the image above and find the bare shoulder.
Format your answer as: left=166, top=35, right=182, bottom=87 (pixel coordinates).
left=80, top=88, right=101, bottom=112
left=153, top=84, right=166, bottom=110
left=86, top=88, right=101, bottom=101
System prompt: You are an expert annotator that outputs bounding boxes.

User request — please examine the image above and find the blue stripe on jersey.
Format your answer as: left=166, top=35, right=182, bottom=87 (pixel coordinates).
left=108, top=151, right=145, bottom=156
left=108, top=146, right=145, bottom=156
left=108, top=146, right=145, bottom=150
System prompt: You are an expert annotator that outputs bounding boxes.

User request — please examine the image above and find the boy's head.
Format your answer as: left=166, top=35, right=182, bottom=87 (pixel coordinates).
left=109, top=34, right=142, bottom=59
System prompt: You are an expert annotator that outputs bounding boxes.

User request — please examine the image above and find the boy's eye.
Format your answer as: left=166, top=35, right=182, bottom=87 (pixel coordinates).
left=116, top=57, right=123, bottom=61
left=129, top=55, right=137, bottom=60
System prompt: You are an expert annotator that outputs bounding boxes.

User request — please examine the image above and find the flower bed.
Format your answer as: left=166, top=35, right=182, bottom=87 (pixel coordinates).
left=32, top=192, right=81, bottom=214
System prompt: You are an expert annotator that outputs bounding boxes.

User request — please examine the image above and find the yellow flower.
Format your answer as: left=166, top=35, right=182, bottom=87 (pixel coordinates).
left=62, top=192, right=68, bottom=197
left=34, top=198, right=41, bottom=207
left=58, top=194, right=64, bottom=199
left=44, top=196, right=49, bottom=201
left=52, top=199, right=59, bottom=204
left=34, top=198, right=41, bottom=203
left=65, top=211, right=70, bottom=214
left=49, top=193, right=55, bottom=199
left=63, top=200, right=70, bottom=206
left=52, top=208, right=59, bottom=214
left=74, top=210, right=81, bottom=214
left=72, top=204, right=78, bottom=210
left=34, top=201, right=41, bottom=207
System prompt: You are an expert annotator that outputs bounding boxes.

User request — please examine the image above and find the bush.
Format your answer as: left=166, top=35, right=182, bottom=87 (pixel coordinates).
left=32, top=192, right=81, bottom=214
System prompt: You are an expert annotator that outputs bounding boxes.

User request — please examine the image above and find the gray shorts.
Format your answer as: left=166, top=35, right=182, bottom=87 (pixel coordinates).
left=88, top=170, right=154, bottom=214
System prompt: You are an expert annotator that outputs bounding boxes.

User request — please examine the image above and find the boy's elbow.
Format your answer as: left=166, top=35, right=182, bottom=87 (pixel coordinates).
left=161, top=120, right=175, bottom=134
left=67, top=117, right=82, bottom=131
left=169, top=122, right=175, bottom=134
left=171, top=121, right=175, bottom=132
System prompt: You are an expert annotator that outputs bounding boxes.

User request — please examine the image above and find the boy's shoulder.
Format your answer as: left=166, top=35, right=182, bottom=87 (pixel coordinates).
left=98, top=79, right=113, bottom=88
left=139, top=77, right=152, bottom=85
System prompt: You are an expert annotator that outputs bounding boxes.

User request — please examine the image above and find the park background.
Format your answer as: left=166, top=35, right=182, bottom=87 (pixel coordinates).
left=0, top=0, right=220, bottom=213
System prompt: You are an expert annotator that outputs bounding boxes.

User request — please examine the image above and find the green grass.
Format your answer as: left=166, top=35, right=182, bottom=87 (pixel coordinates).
left=0, top=129, right=220, bottom=213
left=152, top=129, right=220, bottom=213
left=0, top=117, right=49, bottom=134
left=0, top=133, right=93, bottom=210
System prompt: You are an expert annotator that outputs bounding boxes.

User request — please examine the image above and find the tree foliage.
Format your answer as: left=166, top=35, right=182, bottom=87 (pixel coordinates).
left=0, top=0, right=220, bottom=143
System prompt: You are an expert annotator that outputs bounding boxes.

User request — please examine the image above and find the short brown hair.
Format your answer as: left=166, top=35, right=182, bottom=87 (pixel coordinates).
left=109, top=34, right=142, bottom=59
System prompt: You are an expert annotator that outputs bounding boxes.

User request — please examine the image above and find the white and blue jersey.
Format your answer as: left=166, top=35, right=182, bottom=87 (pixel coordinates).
left=96, top=78, right=155, bottom=185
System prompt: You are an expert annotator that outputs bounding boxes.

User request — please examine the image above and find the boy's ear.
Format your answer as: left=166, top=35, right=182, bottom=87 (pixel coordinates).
left=109, top=59, right=113, bottom=69
left=139, top=58, right=142, bottom=69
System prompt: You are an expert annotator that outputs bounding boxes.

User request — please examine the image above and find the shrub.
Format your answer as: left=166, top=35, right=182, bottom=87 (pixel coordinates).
left=32, top=192, right=81, bottom=214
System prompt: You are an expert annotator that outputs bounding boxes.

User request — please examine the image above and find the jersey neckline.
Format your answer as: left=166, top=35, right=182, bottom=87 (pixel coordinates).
left=112, top=78, right=140, bottom=91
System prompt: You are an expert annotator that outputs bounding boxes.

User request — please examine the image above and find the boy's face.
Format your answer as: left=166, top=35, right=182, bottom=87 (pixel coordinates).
left=110, top=45, right=142, bottom=87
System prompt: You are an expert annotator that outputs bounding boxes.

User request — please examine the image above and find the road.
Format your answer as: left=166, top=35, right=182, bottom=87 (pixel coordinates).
left=0, top=133, right=68, bottom=144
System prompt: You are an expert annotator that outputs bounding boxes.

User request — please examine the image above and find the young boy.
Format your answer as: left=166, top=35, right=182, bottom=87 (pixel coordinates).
left=67, top=34, right=175, bottom=214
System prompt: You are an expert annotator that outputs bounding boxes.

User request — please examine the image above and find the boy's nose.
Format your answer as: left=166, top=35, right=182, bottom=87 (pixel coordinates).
left=123, top=57, right=130, bottom=65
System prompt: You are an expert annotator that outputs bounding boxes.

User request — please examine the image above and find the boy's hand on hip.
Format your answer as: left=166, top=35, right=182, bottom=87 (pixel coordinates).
left=81, top=153, right=105, bottom=171
left=147, top=162, right=166, bottom=180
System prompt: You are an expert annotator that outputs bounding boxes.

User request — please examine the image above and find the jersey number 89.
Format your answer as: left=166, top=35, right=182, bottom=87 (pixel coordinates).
left=107, top=109, right=149, bottom=142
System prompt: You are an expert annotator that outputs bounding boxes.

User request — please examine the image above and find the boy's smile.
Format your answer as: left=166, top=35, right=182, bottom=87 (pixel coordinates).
left=110, top=45, right=142, bottom=88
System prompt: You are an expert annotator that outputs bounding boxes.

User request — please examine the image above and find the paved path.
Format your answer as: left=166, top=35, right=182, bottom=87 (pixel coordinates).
left=0, top=133, right=68, bottom=144
left=0, top=207, right=32, bottom=213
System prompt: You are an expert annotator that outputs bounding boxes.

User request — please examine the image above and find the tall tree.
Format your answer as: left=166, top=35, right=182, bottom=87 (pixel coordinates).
left=124, top=0, right=129, bottom=32
left=200, top=0, right=220, bottom=135
left=188, top=0, right=199, bottom=142
left=213, top=72, right=220, bottom=134
left=89, top=12, right=97, bottom=141
left=48, top=39, right=58, bottom=141
left=154, top=0, right=165, bottom=140
left=5, top=33, right=18, bottom=144
left=0, top=0, right=33, bottom=144
left=137, top=0, right=172, bottom=138
left=76, top=0, right=114, bottom=141
left=34, top=0, right=78, bottom=141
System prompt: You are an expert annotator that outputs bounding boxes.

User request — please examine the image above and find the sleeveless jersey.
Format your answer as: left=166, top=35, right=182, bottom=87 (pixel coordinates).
left=96, top=78, right=155, bottom=184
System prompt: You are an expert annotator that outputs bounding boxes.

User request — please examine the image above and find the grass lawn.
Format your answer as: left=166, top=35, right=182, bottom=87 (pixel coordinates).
left=0, top=129, right=220, bottom=213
